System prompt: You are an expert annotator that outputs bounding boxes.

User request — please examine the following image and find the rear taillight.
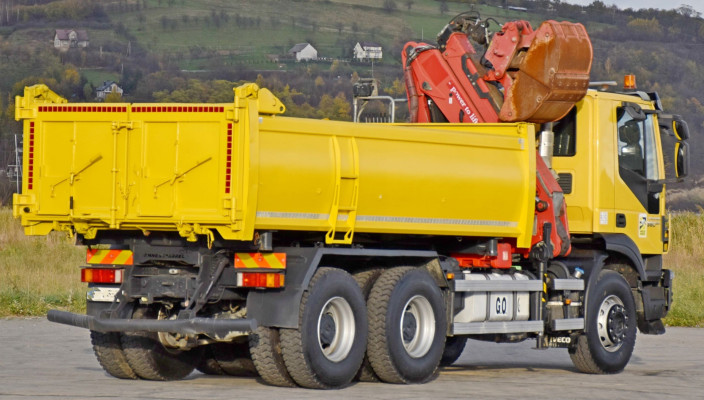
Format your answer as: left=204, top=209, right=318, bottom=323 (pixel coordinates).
left=236, top=272, right=285, bottom=288
left=81, top=268, right=123, bottom=284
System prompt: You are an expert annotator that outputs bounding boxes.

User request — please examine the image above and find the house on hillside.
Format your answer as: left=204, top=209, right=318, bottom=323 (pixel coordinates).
left=54, top=29, right=89, bottom=50
left=288, top=43, right=318, bottom=61
left=96, top=81, right=123, bottom=101
left=353, top=42, right=382, bottom=61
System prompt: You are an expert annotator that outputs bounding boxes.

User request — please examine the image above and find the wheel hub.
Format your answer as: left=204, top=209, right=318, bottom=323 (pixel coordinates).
left=596, top=295, right=629, bottom=352
left=400, top=295, right=436, bottom=359
left=317, top=296, right=355, bottom=362
left=319, top=313, right=337, bottom=347
left=402, top=311, right=418, bottom=343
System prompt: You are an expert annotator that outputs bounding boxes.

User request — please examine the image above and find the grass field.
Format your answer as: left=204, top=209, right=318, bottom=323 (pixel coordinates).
left=0, top=209, right=84, bottom=317
left=0, top=207, right=701, bottom=326
left=662, top=212, right=704, bottom=327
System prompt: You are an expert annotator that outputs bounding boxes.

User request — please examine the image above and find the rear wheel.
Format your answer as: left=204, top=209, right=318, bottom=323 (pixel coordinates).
left=440, top=336, right=468, bottom=366
left=367, top=267, right=446, bottom=383
left=353, top=269, right=384, bottom=382
left=195, top=345, right=226, bottom=375
left=120, top=306, right=200, bottom=381
left=280, top=267, right=368, bottom=389
left=249, top=326, right=296, bottom=387
left=212, top=341, right=257, bottom=376
left=90, top=331, right=138, bottom=379
left=569, top=270, right=636, bottom=374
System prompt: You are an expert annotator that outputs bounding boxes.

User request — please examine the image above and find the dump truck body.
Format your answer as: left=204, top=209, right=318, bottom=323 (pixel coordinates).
left=14, top=84, right=536, bottom=249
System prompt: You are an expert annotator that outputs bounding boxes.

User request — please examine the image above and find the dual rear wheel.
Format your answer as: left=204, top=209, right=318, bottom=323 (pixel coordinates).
left=249, top=266, right=448, bottom=388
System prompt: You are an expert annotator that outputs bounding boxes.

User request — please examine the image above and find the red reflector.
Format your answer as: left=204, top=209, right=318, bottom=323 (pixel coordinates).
left=237, top=272, right=285, bottom=288
left=81, top=268, right=123, bottom=284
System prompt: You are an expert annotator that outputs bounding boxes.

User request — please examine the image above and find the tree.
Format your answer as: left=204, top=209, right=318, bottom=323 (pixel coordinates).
left=677, top=4, right=701, bottom=18
left=405, top=0, right=414, bottom=11
left=104, top=90, right=122, bottom=102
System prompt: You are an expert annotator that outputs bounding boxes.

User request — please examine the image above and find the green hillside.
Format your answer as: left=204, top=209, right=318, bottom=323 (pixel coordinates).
left=0, top=0, right=703, bottom=199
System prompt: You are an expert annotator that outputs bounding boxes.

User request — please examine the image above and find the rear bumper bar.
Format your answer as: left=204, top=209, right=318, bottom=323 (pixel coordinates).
left=47, top=310, right=257, bottom=336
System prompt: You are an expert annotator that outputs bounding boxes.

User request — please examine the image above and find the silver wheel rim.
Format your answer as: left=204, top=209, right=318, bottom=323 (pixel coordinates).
left=401, top=295, right=436, bottom=358
left=597, top=295, right=628, bottom=352
left=317, top=296, right=355, bottom=362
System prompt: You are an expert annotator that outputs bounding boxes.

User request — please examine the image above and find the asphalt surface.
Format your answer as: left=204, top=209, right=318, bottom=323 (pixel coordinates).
left=0, top=318, right=702, bottom=400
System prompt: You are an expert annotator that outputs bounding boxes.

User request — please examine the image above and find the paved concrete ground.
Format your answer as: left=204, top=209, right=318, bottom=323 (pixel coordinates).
left=1, top=318, right=702, bottom=399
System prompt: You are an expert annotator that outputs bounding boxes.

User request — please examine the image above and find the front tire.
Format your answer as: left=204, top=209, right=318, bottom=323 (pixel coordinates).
left=367, top=267, right=446, bottom=383
left=569, top=270, right=636, bottom=374
left=280, top=267, right=368, bottom=389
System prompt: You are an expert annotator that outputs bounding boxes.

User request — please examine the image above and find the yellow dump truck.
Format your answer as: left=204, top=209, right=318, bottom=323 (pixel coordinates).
left=15, top=79, right=687, bottom=388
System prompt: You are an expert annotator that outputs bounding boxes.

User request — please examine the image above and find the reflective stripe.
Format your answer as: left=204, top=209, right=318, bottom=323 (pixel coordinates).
left=257, top=211, right=517, bottom=228
left=356, top=215, right=518, bottom=227
left=257, top=211, right=328, bottom=220
left=234, top=253, right=286, bottom=269
left=86, top=249, right=134, bottom=265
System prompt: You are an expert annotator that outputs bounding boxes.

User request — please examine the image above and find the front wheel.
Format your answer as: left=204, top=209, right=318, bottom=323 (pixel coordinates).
left=569, top=270, right=636, bottom=374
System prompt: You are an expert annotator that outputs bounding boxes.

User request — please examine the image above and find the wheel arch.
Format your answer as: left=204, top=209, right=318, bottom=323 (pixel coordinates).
left=596, top=233, right=648, bottom=282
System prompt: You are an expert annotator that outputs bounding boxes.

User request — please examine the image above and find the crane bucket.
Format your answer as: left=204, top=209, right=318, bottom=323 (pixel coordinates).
left=498, top=21, right=593, bottom=123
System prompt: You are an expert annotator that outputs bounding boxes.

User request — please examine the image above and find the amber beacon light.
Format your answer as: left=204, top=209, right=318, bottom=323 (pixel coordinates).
left=623, top=74, right=637, bottom=90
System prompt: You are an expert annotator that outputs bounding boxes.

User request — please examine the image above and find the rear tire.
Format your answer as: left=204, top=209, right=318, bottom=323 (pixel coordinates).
left=195, top=345, right=226, bottom=375
left=569, top=270, right=636, bottom=374
left=120, top=306, right=200, bottom=381
left=280, top=267, right=368, bottom=389
left=212, top=341, right=257, bottom=376
left=440, top=336, right=468, bottom=366
left=353, top=269, right=384, bottom=382
left=249, top=326, right=296, bottom=387
left=90, top=331, right=138, bottom=379
left=367, top=267, right=446, bottom=384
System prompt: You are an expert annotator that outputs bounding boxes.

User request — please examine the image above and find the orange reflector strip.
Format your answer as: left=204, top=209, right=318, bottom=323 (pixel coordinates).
left=234, top=253, right=286, bottom=269
left=81, top=268, right=123, bottom=284
left=87, top=249, right=134, bottom=265
left=237, top=272, right=285, bottom=288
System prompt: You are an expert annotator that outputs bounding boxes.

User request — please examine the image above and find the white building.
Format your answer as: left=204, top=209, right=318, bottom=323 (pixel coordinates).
left=54, top=29, right=89, bottom=51
left=288, top=43, right=318, bottom=61
left=96, top=81, right=123, bottom=101
left=353, top=42, right=382, bottom=61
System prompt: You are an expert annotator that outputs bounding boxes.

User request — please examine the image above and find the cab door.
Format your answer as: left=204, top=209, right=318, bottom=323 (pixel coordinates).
left=613, top=104, right=665, bottom=255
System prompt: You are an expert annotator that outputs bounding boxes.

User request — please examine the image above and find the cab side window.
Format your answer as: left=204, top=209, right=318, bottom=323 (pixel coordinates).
left=616, top=107, right=660, bottom=214
left=553, top=107, right=577, bottom=157
left=617, top=118, right=645, bottom=176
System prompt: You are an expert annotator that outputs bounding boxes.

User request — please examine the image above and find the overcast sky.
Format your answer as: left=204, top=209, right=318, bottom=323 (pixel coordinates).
left=562, top=0, right=704, bottom=15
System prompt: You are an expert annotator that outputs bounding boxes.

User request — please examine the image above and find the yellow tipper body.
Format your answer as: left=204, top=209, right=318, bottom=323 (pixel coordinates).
left=14, top=83, right=536, bottom=248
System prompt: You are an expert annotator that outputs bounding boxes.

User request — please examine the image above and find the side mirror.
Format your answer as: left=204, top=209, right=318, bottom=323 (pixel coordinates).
left=673, top=116, right=690, bottom=141
left=623, top=102, right=646, bottom=121
left=675, top=141, right=689, bottom=179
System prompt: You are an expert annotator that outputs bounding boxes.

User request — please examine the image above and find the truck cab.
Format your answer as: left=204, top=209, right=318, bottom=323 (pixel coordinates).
left=552, top=86, right=688, bottom=333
